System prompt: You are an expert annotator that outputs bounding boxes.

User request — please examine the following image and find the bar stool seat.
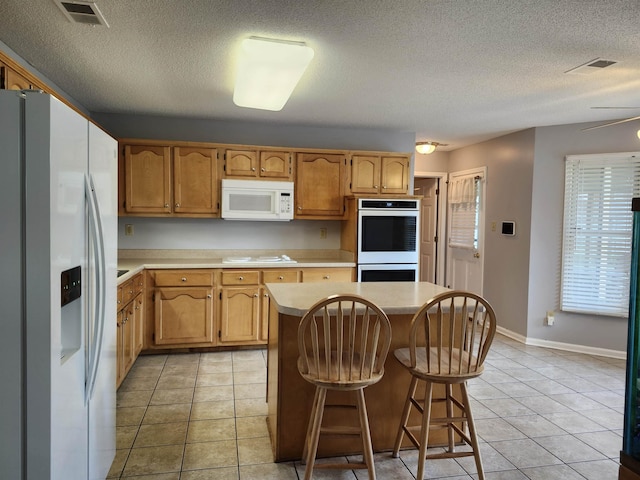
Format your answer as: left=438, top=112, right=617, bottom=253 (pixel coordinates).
left=392, top=290, right=497, bottom=480
left=297, top=294, right=392, bottom=480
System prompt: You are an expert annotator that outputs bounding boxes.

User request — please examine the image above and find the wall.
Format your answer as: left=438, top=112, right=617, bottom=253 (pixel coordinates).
left=448, top=130, right=536, bottom=337
left=95, top=112, right=416, bottom=250
left=528, top=120, right=640, bottom=352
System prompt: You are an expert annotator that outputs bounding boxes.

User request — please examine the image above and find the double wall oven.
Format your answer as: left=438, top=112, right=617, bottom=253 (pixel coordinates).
left=357, top=198, right=420, bottom=282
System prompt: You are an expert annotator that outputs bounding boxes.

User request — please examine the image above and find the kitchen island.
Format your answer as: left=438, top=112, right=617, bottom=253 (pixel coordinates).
left=265, top=281, right=451, bottom=462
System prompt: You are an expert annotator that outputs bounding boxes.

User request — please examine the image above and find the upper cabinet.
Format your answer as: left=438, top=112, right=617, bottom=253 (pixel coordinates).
left=174, top=147, right=219, bottom=214
left=224, top=148, right=292, bottom=180
left=122, top=143, right=219, bottom=217
left=295, top=152, right=347, bottom=218
left=350, top=154, right=410, bottom=196
left=1, top=64, right=32, bottom=90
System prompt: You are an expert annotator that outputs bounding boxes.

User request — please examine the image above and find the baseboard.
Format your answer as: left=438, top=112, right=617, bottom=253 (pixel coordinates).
left=495, top=325, right=626, bottom=360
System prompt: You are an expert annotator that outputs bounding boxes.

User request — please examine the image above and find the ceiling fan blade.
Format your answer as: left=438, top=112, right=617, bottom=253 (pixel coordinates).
left=582, top=115, right=640, bottom=131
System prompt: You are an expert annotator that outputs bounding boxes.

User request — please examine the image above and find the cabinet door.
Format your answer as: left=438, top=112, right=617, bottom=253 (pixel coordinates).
left=174, top=147, right=219, bottom=214
left=116, top=311, right=123, bottom=387
left=220, top=286, right=260, bottom=343
left=380, top=156, right=410, bottom=195
left=122, top=303, right=135, bottom=375
left=351, top=155, right=381, bottom=194
left=124, top=145, right=172, bottom=213
left=155, top=287, right=213, bottom=345
left=225, top=149, right=257, bottom=177
left=259, top=151, right=291, bottom=179
left=133, top=294, right=144, bottom=356
left=0, top=65, right=31, bottom=90
left=295, top=153, right=346, bottom=218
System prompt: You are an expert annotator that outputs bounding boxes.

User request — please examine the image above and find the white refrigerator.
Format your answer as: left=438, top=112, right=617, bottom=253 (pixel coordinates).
left=0, top=91, right=117, bottom=479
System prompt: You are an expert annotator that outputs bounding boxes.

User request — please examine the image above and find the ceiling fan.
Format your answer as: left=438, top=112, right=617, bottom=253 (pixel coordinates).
left=582, top=107, right=640, bottom=131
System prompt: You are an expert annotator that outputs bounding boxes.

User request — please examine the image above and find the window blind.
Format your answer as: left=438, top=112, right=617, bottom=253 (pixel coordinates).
left=561, top=154, right=640, bottom=317
left=449, top=176, right=479, bottom=249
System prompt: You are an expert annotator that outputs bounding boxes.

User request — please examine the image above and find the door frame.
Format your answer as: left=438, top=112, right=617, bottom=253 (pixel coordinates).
left=414, top=170, right=448, bottom=286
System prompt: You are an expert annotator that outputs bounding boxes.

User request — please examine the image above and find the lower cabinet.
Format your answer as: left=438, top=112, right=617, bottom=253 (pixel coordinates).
left=116, top=273, right=145, bottom=388
left=153, top=270, right=215, bottom=347
left=142, top=266, right=354, bottom=352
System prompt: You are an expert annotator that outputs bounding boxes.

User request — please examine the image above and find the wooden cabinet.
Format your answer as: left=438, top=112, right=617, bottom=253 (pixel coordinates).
left=301, top=267, right=354, bottom=283
left=224, top=148, right=292, bottom=180
left=219, top=269, right=300, bottom=345
left=350, top=154, right=410, bottom=195
left=122, top=144, right=219, bottom=216
left=0, top=64, right=32, bottom=90
left=174, top=147, right=219, bottom=214
left=116, top=272, right=144, bottom=388
left=153, top=270, right=215, bottom=346
left=124, top=145, right=172, bottom=214
left=295, top=152, right=347, bottom=218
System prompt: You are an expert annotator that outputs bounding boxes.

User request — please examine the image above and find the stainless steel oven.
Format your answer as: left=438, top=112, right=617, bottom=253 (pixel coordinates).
left=357, top=198, right=420, bottom=282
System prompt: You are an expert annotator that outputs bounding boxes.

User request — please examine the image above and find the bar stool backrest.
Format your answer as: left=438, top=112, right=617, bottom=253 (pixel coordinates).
left=297, top=294, right=392, bottom=387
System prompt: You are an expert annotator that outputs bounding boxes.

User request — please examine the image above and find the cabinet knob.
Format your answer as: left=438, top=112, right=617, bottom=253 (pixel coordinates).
left=181, top=277, right=187, bottom=282
left=251, top=167, right=256, bottom=171
left=238, top=276, right=244, bottom=281
left=129, top=290, right=133, bottom=294
left=374, top=185, right=378, bottom=189
left=298, top=206, right=302, bottom=210
left=207, top=294, right=212, bottom=298
left=323, top=275, right=330, bottom=280
left=382, top=185, right=387, bottom=189
left=261, top=167, right=265, bottom=172
left=264, top=293, right=269, bottom=298
left=253, top=293, right=258, bottom=297
left=117, top=300, right=121, bottom=304
left=278, top=275, right=284, bottom=280
left=175, top=203, right=180, bottom=208
left=164, top=203, right=169, bottom=208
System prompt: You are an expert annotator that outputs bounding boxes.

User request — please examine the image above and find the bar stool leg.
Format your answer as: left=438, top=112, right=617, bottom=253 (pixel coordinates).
left=392, top=375, right=419, bottom=457
left=460, top=382, right=485, bottom=480
left=356, top=388, right=376, bottom=480
left=303, top=387, right=327, bottom=480
left=445, top=383, right=455, bottom=452
left=416, top=381, right=433, bottom=480
left=302, top=387, right=321, bottom=464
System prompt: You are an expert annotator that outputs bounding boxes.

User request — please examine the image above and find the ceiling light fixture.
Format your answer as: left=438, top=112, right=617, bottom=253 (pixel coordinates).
left=637, top=129, right=640, bottom=140
left=415, top=141, right=448, bottom=154
left=233, top=36, right=314, bottom=112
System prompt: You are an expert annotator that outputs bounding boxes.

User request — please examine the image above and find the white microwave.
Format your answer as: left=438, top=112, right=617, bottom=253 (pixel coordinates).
left=221, top=179, right=294, bottom=221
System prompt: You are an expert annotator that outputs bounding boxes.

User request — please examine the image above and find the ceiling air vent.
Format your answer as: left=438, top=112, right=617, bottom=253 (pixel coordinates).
left=565, top=58, right=617, bottom=75
left=54, top=0, right=109, bottom=27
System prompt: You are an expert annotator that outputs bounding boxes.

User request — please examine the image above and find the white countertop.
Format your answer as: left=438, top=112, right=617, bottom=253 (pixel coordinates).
left=265, top=281, right=450, bottom=316
left=116, top=249, right=355, bottom=284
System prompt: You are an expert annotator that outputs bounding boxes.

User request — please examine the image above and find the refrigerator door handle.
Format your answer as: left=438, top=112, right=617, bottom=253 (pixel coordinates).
left=85, top=173, right=106, bottom=402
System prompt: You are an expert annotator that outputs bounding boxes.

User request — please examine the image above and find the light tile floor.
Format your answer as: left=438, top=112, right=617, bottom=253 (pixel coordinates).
left=108, top=334, right=625, bottom=479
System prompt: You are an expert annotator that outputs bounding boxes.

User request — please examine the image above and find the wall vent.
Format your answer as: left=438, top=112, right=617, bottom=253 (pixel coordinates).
left=565, top=58, right=617, bottom=75
left=54, top=0, right=109, bottom=27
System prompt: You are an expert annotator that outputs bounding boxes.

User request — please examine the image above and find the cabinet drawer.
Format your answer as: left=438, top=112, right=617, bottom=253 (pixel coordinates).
left=121, top=279, right=135, bottom=305
left=221, top=270, right=260, bottom=285
left=302, top=268, right=353, bottom=283
left=154, top=270, right=214, bottom=286
left=262, top=269, right=300, bottom=284
left=132, top=273, right=144, bottom=294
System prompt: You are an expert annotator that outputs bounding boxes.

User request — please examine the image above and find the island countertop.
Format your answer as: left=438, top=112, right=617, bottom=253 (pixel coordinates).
left=265, top=281, right=450, bottom=316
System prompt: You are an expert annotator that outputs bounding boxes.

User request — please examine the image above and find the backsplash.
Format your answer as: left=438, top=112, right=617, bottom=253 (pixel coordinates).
left=117, top=217, right=341, bottom=250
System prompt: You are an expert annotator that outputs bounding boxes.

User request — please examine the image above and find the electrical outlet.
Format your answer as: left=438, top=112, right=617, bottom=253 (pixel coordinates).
left=320, top=228, right=327, bottom=239
left=491, top=221, right=497, bottom=232
left=545, top=311, right=555, bottom=326
left=125, top=224, right=134, bottom=236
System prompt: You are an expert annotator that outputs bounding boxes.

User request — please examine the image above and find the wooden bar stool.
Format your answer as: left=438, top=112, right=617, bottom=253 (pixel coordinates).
left=297, top=294, right=392, bottom=480
left=392, top=291, right=497, bottom=480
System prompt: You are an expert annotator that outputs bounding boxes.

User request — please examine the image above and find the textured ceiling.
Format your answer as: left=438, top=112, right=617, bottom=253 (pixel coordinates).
left=1, top=0, right=640, bottom=150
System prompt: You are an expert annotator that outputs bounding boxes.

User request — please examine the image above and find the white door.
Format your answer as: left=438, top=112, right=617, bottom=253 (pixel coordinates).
left=446, top=167, right=486, bottom=295
left=415, top=177, right=438, bottom=283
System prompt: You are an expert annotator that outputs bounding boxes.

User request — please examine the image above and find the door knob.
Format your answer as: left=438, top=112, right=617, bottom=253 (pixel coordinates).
left=473, top=252, right=480, bottom=258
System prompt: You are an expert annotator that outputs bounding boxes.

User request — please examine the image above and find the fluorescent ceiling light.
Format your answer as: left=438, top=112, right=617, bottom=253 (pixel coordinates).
left=233, top=37, right=314, bottom=111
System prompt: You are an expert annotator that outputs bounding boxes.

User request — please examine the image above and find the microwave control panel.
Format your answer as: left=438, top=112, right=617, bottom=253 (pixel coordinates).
left=280, top=193, right=292, bottom=213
